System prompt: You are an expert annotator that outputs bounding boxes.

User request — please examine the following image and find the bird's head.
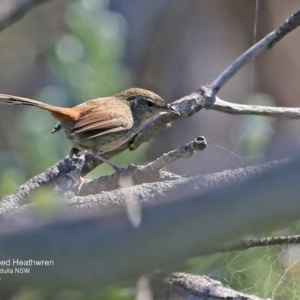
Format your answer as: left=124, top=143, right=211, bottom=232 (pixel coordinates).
left=114, top=88, right=179, bottom=123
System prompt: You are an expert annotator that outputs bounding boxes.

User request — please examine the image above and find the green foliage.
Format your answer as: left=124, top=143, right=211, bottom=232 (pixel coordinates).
left=229, top=93, right=276, bottom=164
left=0, top=166, right=24, bottom=197
left=49, top=0, right=131, bottom=102
left=186, top=227, right=300, bottom=299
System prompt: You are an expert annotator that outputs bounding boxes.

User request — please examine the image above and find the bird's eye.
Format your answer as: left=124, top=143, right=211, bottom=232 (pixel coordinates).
left=146, top=100, right=155, bottom=107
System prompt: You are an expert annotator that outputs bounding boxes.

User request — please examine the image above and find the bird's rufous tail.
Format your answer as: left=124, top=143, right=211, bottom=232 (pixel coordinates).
left=0, top=93, right=79, bottom=121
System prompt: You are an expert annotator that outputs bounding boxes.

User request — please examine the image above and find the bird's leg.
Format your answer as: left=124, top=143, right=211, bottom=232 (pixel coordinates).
left=92, top=150, right=125, bottom=184
left=92, top=149, right=124, bottom=174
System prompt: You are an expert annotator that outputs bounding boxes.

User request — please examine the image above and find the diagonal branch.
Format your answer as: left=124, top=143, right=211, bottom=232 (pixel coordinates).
left=213, top=235, right=300, bottom=254
left=78, top=137, right=207, bottom=195
left=0, top=155, right=85, bottom=213
left=210, top=10, right=300, bottom=95
left=0, top=0, right=52, bottom=32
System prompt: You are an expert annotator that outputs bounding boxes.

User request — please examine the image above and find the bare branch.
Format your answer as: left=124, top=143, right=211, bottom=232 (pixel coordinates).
left=0, top=0, right=52, bottom=32
left=78, top=136, right=207, bottom=195
left=143, top=136, right=206, bottom=173
left=131, top=85, right=300, bottom=153
left=214, top=235, right=300, bottom=254
left=210, top=10, right=300, bottom=95
left=211, top=95, right=300, bottom=118
left=129, top=10, right=300, bottom=150
left=197, top=85, right=300, bottom=118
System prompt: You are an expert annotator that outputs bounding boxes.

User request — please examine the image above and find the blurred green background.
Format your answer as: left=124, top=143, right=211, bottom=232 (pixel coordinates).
left=1, top=0, right=300, bottom=299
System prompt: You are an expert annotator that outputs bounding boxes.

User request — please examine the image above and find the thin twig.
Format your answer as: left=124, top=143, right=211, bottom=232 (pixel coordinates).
left=213, top=235, right=300, bottom=254
left=201, top=85, right=300, bottom=118
left=212, top=97, right=300, bottom=118
left=0, top=0, right=52, bottom=32
left=143, top=136, right=207, bottom=173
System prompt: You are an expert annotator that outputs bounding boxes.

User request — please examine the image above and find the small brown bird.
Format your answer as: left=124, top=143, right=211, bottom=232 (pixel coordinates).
left=0, top=88, right=179, bottom=172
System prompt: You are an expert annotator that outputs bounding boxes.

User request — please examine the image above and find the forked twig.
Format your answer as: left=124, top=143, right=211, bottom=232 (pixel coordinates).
left=77, top=137, right=207, bottom=195
left=131, top=10, right=300, bottom=150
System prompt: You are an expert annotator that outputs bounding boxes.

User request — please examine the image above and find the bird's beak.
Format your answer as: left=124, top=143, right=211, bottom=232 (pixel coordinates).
left=161, top=104, right=180, bottom=116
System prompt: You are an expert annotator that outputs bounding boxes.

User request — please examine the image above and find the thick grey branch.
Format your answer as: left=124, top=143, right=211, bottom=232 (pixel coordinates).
left=66, top=160, right=285, bottom=209
left=2, top=159, right=286, bottom=213
left=0, top=157, right=299, bottom=292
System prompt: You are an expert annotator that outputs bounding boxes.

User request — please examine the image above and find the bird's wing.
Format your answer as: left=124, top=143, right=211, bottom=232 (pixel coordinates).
left=71, top=99, right=133, bottom=139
